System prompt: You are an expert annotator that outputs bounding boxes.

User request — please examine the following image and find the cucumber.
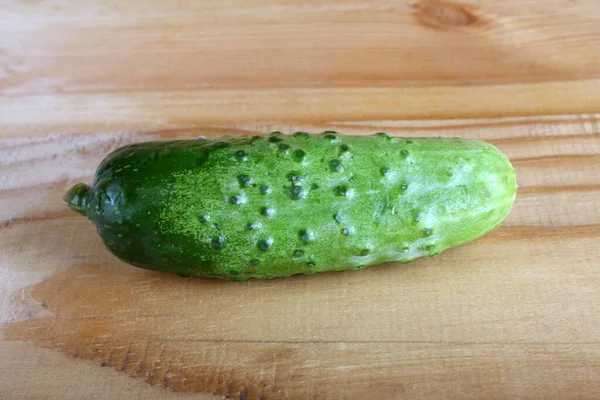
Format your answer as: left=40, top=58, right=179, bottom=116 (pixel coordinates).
left=65, top=131, right=517, bottom=280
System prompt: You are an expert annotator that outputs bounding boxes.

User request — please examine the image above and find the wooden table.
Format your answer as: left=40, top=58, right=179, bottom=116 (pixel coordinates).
left=1, top=1, right=599, bottom=399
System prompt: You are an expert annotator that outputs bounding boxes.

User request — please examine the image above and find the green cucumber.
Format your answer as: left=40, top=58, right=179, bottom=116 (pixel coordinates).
left=65, top=131, right=517, bottom=280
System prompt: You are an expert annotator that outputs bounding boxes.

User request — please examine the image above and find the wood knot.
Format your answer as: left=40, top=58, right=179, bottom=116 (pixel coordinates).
left=412, top=0, right=479, bottom=29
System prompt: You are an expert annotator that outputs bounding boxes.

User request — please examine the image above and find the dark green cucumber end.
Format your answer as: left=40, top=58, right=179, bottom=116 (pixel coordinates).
left=64, top=183, right=92, bottom=218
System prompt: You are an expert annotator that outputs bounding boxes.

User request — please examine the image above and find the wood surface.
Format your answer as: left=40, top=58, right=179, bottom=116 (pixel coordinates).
left=1, top=0, right=600, bottom=399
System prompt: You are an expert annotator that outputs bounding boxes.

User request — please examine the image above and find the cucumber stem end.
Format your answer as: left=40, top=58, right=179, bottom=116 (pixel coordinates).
left=64, top=183, right=92, bottom=217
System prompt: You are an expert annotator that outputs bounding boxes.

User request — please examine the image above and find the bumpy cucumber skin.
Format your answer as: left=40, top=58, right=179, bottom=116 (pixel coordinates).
left=65, top=132, right=517, bottom=280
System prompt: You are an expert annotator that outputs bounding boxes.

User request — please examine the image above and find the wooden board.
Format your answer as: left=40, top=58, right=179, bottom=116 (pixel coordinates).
left=1, top=0, right=599, bottom=399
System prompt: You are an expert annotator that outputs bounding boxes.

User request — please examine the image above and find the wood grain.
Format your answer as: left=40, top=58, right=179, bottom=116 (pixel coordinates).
left=3, top=0, right=600, bottom=135
left=1, top=0, right=600, bottom=399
